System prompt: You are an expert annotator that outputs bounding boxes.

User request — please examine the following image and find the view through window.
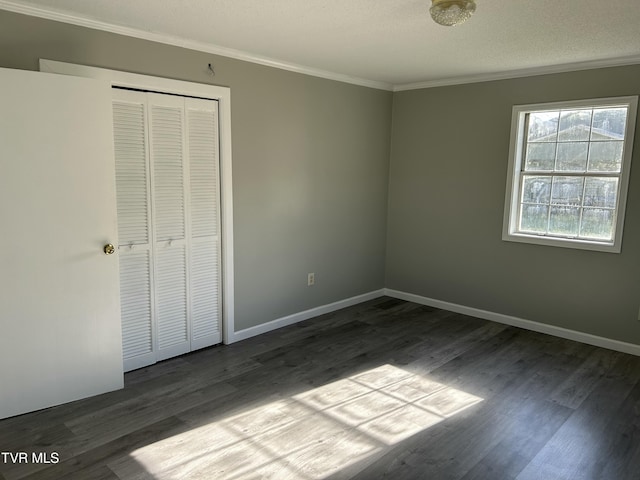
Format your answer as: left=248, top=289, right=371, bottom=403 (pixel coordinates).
left=503, top=96, right=638, bottom=252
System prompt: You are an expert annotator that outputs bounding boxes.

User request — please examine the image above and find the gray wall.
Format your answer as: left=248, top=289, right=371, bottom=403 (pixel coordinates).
left=2, top=9, right=639, bottom=347
left=0, top=10, right=392, bottom=331
left=387, top=66, right=640, bottom=344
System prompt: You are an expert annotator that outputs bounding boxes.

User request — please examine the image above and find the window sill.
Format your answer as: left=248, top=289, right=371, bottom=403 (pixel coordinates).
left=502, top=231, right=620, bottom=253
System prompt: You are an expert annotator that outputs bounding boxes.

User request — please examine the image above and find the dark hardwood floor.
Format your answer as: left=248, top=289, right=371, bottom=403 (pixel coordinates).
left=2, top=297, right=640, bottom=479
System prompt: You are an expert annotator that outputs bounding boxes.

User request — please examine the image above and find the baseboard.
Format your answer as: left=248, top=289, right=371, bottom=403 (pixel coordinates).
left=226, top=287, right=640, bottom=356
left=228, top=289, right=386, bottom=343
left=384, top=288, right=640, bottom=356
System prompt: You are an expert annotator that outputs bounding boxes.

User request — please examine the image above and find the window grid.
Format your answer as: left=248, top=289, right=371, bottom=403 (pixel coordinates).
left=516, top=106, right=626, bottom=242
left=503, top=96, right=637, bottom=253
left=517, top=175, right=621, bottom=238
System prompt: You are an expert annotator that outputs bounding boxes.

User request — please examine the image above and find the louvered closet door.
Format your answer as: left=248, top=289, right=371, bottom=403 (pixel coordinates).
left=148, top=93, right=191, bottom=361
left=186, top=98, right=222, bottom=349
left=113, top=90, right=222, bottom=372
left=112, top=89, right=156, bottom=372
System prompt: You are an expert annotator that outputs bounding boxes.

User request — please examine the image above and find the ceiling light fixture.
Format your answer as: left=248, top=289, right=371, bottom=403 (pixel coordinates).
left=430, top=0, right=476, bottom=27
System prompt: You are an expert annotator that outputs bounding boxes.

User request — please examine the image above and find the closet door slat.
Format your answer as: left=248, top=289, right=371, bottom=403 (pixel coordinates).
left=113, top=97, right=150, bottom=246
left=186, top=98, right=222, bottom=349
left=112, top=89, right=156, bottom=371
left=150, top=101, right=186, bottom=242
left=149, top=93, right=190, bottom=360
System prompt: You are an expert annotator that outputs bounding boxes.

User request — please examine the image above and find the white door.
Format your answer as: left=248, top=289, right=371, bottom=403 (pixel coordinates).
left=184, top=97, right=222, bottom=351
left=148, top=92, right=192, bottom=362
left=113, top=89, right=222, bottom=372
left=112, top=89, right=157, bottom=371
left=0, top=67, right=123, bottom=419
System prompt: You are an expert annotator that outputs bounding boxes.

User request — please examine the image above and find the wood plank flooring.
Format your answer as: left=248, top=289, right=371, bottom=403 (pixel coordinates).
left=2, top=297, right=640, bottom=479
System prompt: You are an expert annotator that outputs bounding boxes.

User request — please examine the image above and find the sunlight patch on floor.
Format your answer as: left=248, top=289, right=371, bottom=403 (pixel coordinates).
left=126, top=365, right=482, bottom=479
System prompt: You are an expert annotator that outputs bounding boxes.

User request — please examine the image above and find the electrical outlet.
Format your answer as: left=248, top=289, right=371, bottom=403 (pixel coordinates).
left=308, top=273, right=315, bottom=286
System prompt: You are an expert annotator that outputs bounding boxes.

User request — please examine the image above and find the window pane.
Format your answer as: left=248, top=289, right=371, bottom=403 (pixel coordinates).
left=591, top=107, right=627, bottom=140
left=587, top=141, right=623, bottom=172
left=522, top=176, right=551, bottom=204
left=525, top=143, right=555, bottom=171
left=528, top=111, right=559, bottom=142
left=520, top=204, right=549, bottom=233
left=555, top=142, right=588, bottom=171
left=580, top=208, right=614, bottom=240
left=551, top=177, right=584, bottom=206
left=549, top=206, right=580, bottom=236
left=508, top=98, right=635, bottom=250
left=583, top=177, right=618, bottom=208
left=558, top=109, right=592, bottom=142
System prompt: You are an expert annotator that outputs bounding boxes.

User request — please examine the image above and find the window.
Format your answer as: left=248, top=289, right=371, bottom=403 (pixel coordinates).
left=503, top=96, right=637, bottom=253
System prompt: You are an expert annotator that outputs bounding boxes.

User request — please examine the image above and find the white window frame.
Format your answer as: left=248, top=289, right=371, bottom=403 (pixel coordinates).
left=503, top=96, right=638, bottom=253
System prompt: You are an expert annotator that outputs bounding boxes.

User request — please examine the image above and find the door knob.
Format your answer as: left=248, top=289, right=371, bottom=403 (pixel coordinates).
left=103, top=243, right=115, bottom=255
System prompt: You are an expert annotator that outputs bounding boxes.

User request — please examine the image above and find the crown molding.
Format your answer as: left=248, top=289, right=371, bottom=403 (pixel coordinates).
left=2, top=1, right=640, bottom=93
left=0, top=1, right=394, bottom=91
left=394, top=54, right=640, bottom=91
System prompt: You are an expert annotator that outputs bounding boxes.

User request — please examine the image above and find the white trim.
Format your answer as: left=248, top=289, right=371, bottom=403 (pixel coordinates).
left=40, top=59, right=237, bottom=348
left=384, top=289, right=640, bottom=356
left=501, top=96, right=638, bottom=254
left=4, top=1, right=640, bottom=92
left=0, top=1, right=392, bottom=91
left=227, top=290, right=386, bottom=344
left=394, top=55, right=640, bottom=91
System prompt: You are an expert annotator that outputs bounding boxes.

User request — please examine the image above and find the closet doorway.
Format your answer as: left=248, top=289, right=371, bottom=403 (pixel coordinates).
left=40, top=60, right=236, bottom=371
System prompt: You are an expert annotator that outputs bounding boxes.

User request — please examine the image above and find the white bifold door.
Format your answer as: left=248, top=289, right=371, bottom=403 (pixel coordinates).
left=112, top=89, right=222, bottom=372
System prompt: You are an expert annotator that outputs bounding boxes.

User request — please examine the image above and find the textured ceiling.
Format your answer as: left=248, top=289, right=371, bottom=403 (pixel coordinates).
left=2, top=0, right=640, bottom=89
